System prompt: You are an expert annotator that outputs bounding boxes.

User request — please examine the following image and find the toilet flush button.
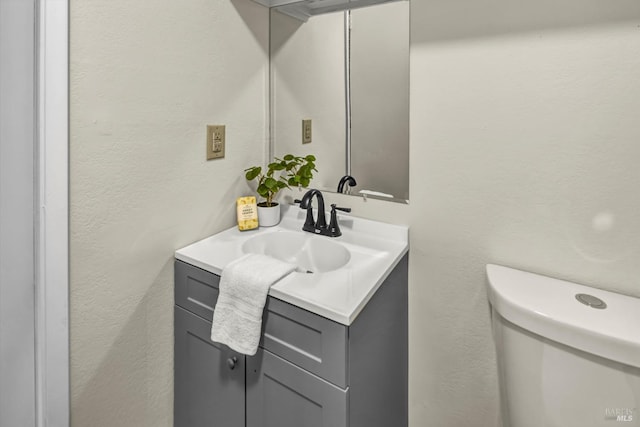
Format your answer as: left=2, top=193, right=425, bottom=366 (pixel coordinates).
left=575, top=293, right=607, bottom=309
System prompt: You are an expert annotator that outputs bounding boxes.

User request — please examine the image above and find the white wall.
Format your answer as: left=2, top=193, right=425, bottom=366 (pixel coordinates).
left=311, top=0, right=640, bottom=425
left=0, top=1, right=36, bottom=424
left=69, top=1, right=268, bottom=425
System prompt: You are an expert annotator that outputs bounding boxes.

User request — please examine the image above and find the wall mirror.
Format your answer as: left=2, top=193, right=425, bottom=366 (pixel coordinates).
left=270, top=0, right=410, bottom=203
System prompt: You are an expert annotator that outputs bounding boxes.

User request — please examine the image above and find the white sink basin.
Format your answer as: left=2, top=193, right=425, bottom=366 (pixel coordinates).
left=175, top=204, right=408, bottom=324
left=241, top=231, right=351, bottom=273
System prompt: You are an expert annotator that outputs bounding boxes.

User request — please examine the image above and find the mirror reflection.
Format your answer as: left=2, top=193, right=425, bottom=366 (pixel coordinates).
left=270, top=1, right=410, bottom=202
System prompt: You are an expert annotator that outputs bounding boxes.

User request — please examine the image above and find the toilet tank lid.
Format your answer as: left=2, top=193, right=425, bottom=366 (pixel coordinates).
left=486, top=264, right=640, bottom=368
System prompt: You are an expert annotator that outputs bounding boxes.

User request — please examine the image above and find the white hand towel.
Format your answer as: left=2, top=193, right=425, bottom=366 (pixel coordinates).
left=210, top=253, right=296, bottom=356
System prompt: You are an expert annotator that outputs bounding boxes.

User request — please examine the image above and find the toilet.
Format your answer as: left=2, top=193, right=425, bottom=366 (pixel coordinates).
left=486, top=264, right=640, bottom=427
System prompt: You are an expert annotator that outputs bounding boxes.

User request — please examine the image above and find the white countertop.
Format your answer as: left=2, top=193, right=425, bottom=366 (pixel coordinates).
left=175, top=204, right=409, bottom=325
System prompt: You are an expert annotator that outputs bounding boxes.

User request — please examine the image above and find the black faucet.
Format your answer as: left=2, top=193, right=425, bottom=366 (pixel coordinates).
left=337, top=175, right=357, bottom=193
left=299, top=189, right=327, bottom=233
left=298, top=189, right=351, bottom=237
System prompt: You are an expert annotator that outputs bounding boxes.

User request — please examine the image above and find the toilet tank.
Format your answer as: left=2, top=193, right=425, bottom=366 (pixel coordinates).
left=486, top=264, right=640, bottom=427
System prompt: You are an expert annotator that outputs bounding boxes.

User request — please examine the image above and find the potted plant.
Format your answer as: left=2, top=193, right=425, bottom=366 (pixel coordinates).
left=244, top=154, right=317, bottom=227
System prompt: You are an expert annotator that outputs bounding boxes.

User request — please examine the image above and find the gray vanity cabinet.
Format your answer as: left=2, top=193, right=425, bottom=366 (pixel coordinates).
left=246, top=349, right=348, bottom=427
left=174, top=306, right=245, bottom=427
left=174, top=254, right=408, bottom=427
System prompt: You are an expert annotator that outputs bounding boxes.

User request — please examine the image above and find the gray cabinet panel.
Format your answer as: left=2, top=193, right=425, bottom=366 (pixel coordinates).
left=246, top=349, right=348, bottom=427
left=175, top=260, right=220, bottom=321
left=175, top=306, right=244, bottom=427
left=262, top=298, right=348, bottom=388
left=175, top=261, right=348, bottom=387
left=348, top=254, right=408, bottom=427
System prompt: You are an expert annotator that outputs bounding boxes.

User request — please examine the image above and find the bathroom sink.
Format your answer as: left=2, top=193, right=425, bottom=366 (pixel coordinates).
left=175, top=203, right=408, bottom=324
left=241, top=231, right=350, bottom=273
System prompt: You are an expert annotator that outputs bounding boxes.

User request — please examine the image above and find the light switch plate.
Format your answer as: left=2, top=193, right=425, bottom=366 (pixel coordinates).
left=302, top=119, right=312, bottom=144
left=207, top=125, right=225, bottom=160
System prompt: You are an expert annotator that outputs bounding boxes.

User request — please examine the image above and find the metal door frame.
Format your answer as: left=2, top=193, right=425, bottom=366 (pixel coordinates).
left=35, top=0, right=69, bottom=425
left=1, top=0, right=69, bottom=425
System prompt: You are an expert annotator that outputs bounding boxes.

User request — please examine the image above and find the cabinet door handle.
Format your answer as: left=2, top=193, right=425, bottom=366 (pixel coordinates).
left=227, top=356, right=238, bottom=370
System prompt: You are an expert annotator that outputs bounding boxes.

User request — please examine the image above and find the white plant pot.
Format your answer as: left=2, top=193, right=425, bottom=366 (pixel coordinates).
left=257, top=203, right=281, bottom=227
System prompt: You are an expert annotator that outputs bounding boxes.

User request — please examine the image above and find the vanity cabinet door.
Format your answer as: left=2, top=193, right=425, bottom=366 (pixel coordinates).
left=174, top=306, right=245, bottom=427
left=246, top=349, right=348, bottom=427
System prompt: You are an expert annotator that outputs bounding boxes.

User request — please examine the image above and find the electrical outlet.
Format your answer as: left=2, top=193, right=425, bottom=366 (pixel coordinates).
left=302, top=119, right=312, bottom=144
left=207, top=125, right=225, bottom=160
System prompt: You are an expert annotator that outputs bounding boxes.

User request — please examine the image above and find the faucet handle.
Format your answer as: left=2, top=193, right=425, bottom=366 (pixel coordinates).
left=331, top=204, right=351, bottom=213
left=328, top=204, right=350, bottom=237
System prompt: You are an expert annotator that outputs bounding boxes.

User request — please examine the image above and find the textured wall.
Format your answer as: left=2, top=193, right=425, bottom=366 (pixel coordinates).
left=69, top=0, right=268, bottom=425
left=308, top=0, right=640, bottom=425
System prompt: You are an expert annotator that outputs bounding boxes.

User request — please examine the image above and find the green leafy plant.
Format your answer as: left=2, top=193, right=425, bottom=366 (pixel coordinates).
left=244, top=154, right=317, bottom=207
